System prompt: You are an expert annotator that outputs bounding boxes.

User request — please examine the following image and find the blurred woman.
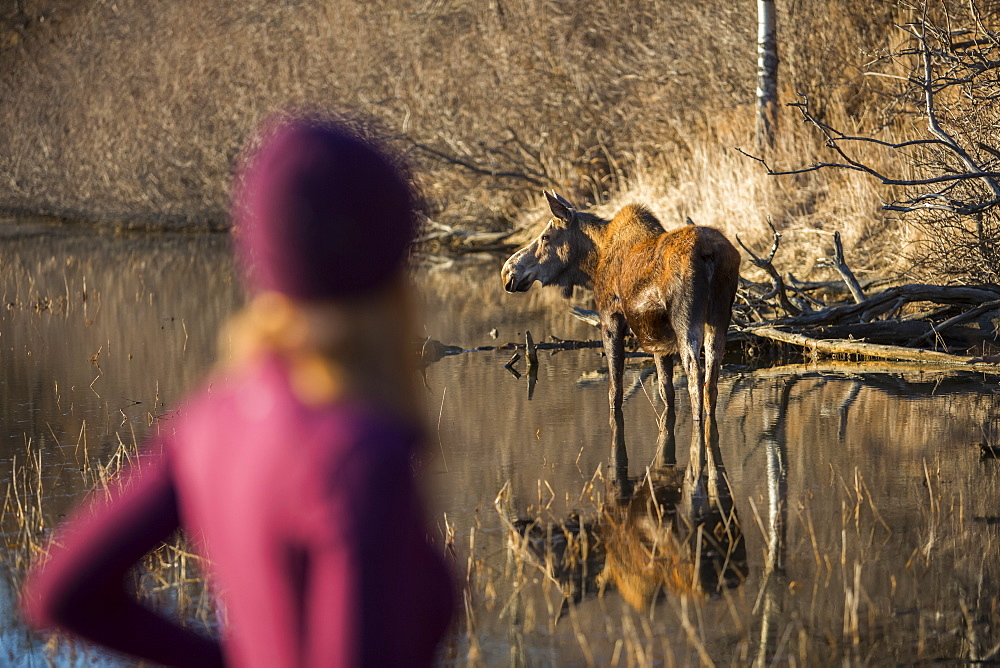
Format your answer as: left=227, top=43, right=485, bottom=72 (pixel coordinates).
left=22, top=117, right=455, bottom=667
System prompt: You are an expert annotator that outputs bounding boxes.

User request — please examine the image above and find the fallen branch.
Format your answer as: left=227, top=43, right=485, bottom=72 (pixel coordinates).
left=771, top=284, right=1000, bottom=328
left=416, top=218, right=519, bottom=254
left=786, top=274, right=890, bottom=295
left=905, top=298, right=1000, bottom=347
left=748, top=326, right=999, bottom=368
left=570, top=306, right=600, bottom=328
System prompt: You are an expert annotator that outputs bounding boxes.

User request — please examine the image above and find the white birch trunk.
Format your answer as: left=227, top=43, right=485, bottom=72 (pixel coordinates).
left=756, top=0, right=779, bottom=150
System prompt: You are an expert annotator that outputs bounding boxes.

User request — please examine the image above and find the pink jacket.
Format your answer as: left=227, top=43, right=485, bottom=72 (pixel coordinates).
left=23, top=354, right=454, bottom=667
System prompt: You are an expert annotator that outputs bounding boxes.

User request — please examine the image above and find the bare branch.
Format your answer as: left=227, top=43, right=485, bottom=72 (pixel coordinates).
left=831, top=231, right=867, bottom=304
left=736, top=220, right=802, bottom=316
left=409, top=141, right=548, bottom=187
left=917, top=25, right=1000, bottom=201
left=905, top=298, right=1000, bottom=347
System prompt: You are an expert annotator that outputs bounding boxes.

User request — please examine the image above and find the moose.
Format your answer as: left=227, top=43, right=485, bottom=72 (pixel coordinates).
left=501, top=191, right=740, bottom=464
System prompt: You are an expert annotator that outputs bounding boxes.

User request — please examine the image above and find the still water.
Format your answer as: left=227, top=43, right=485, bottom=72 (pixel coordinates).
left=1, top=224, right=999, bottom=665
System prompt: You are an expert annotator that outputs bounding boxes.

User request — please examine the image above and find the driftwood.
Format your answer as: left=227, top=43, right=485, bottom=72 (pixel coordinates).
left=732, top=220, right=1000, bottom=365
left=416, top=218, right=519, bottom=255
left=748, top=326, right=988, bottom=366
left=524, top=330, right=538, bottom=368
left=736, top=223, right=801, bottom=317
left=763, top=284, right=1000, bottom=328
left=739, top=275, right=1000, bottom=366
left=812, top=230, right=866, bottom=304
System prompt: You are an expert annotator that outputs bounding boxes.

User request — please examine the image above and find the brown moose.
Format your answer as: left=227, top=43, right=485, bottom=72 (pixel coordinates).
left=501, top=191, right=740, bottom=464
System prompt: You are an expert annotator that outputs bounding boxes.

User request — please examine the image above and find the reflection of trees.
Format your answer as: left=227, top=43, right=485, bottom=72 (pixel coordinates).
left=504, top=412, right=747, bottom=614
left=747, top=377, right=792, bottom=668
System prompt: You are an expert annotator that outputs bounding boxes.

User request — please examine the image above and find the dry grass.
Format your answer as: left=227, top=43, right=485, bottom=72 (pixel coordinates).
left=0, top=0, right=926, bottom=275
left=0, top=420, right=216, bottom=662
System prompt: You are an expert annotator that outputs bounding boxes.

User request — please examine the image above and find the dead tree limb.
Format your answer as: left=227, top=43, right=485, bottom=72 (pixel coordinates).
left=416, top=217, right=519, bottom=254
left=831, top=231, right=866, bottom=304
left=905, top=298, right=1000, bottom=347
left=913, top=23, right=1000, bottom=206
left=860, top=296, right=904, bottom=323
left=750, top=326, right=990, bottom=366
left=409, top=141, right=549, bottom=187
left=737, top=221, right=802, bottom=316
left=771, top=284, right=1000, bottom=328
left=569, top=305, right=601, bottom=328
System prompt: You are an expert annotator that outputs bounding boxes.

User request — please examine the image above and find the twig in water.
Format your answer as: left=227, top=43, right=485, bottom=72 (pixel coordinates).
left=436, top=388, right=449, bottom=473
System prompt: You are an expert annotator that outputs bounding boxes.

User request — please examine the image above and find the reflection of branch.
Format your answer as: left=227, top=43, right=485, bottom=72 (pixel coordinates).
left=837, top=381, right=863, bottom=441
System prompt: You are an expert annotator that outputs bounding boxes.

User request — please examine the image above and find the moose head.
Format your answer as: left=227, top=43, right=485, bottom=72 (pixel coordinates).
left=501, top=191, right=594, bottom=299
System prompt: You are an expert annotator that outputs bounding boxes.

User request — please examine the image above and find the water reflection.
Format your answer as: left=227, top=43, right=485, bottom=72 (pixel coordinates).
left=747, top=377, right=790, bottom=668
left=604, top=414, right=747, bottom=608
left=509, top=412, right=747, bottom=616
left=2, top=232, right=1000, bottom=664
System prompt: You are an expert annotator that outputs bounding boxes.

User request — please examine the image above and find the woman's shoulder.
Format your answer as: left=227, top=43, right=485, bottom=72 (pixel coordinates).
left=176, top=355, right=420, bottom=453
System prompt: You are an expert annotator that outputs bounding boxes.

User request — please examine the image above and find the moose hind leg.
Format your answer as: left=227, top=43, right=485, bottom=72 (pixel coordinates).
left=703, top=322, right=727, bottom=418
left=681, top=329, right=706, bottom=422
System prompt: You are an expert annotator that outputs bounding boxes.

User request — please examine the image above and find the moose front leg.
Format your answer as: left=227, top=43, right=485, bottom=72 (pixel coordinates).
left=602, top=313, right=628, bottom=477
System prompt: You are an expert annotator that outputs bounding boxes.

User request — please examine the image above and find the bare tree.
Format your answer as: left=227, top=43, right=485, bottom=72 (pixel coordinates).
left=756, top=0, right=779, bottom=151
left=743, top=1, right=1000, bottom=281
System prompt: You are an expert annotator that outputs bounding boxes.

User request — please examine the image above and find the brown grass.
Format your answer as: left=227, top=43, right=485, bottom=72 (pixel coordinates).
left=0, top=422, right=216, bottom=660
left=477, top=410, right=1000, bottom=665
left=0, top=0, right=924, bottom=275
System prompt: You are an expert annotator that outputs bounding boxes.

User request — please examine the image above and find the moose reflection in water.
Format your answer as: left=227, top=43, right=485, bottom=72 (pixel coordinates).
left=502, top=413, right=747, bottom=614
left=501, top=192, right=740, bottom=474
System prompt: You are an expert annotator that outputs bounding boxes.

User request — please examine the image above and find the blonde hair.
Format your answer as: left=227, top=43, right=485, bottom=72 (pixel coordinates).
left=217, top=276, right=424, bottom=429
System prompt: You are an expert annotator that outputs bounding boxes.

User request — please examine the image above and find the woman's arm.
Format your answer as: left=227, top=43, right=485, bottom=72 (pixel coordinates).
left=21, top=450, right=225, bottom=667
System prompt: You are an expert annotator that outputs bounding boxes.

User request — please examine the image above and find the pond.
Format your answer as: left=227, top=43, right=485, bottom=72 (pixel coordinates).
left=1, top=224, right=999, bottom=665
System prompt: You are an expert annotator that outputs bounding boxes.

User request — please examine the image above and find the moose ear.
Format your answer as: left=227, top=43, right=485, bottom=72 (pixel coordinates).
left=545, top=190, right=576, bottom=224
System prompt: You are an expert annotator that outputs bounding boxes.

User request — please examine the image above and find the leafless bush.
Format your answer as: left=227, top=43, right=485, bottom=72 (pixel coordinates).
left=745, top=1, right=1000, bottom=282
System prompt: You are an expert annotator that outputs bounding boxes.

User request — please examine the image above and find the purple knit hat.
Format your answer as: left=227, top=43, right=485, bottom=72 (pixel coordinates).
left=234, top=118, right=416, bottom=300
